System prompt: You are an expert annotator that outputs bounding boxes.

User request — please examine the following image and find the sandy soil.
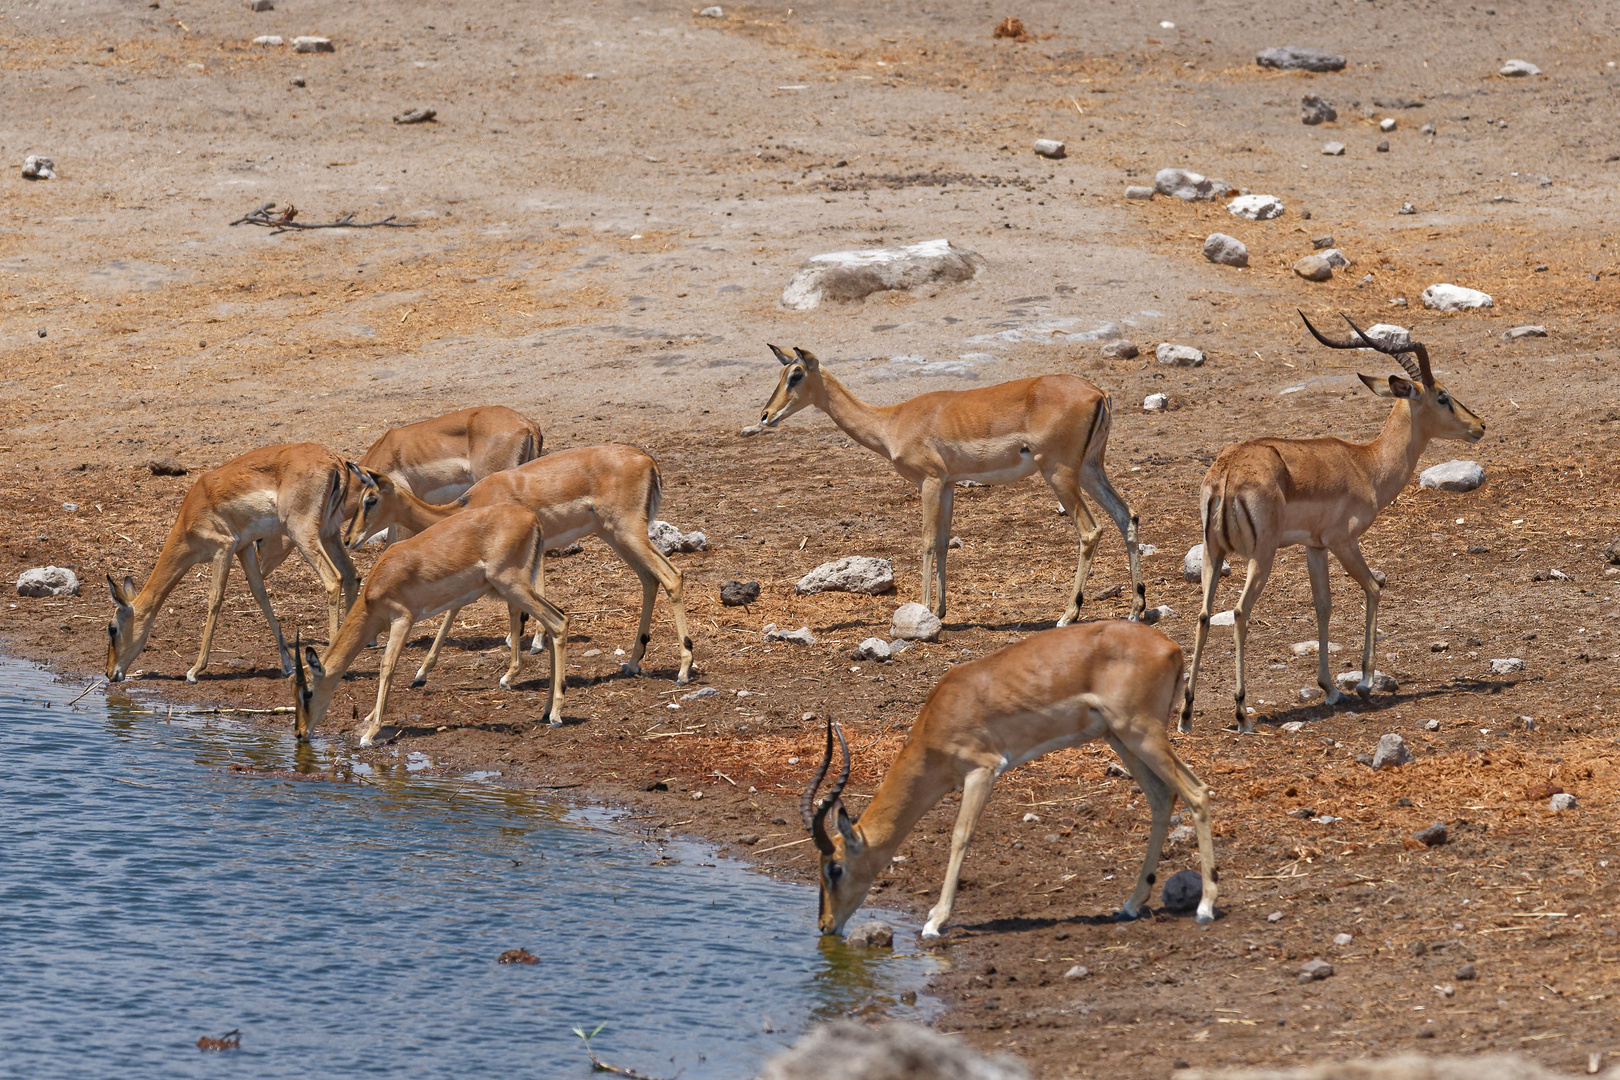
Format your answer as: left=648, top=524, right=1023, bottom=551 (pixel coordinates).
left=4, top=1, right=1620, bottom=1076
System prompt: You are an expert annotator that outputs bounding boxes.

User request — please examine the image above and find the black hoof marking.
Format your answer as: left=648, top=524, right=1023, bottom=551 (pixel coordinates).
left=640, top=634, right=651, bottom=645
left=682, top=636, right=693, bottom=650
left=1146, top=872, right=1156, bottom=885
left=1211, top=867, right=1220, bottom=883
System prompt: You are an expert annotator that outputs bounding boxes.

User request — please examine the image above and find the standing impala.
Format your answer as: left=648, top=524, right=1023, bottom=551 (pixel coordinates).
left=106, top=443, right=358, bottom=684
left=351, top=405, right=543, bottom=542
left=293, top=503, right=569, bottom=745
left=802, top=620, right=1217, bottom=939
left=343, top=444, right=692, bottom=686
left=1182, top=313, right=1485, bottom=734
left=758, top=345, right=1144, bottom=624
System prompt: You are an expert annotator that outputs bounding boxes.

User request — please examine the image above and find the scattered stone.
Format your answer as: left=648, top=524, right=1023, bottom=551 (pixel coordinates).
left=1311, top=235, right=1336, bottom=249
left=851, top=637, right=893, bottom=662
left=1294, top=690, right=1318, bottom=705
left=289, top=76, right=305, bottom=88
left=1161, top=868, right=1204, bottom=913
left=1371, top=733, right=1413, bottom=769
left=889, top=639, right=913, bottom=655
left=1143, top=392, right=1169, bottom=412
left=1549, top=793, right=1578, bottom=811
left=1336, top=670, right=1398, bottom=693
left=1358, top=323, right=1411, bottom=349
left=1063, top=964, right=1090, bottom=980
left=1257, top=46, right=1346, bottom=72
left=1488, top=657, right=1524, bottom=675
left=1182, top=544, right=1231, bottom=582
left=1209, top=610, right=1236, bottom=627
left=251, top=34, right=284, bottom=45
left=1167, top=824, right=1196, bottom=846
left=1228, top=194, right=1284, bottom=221
left=497, top=948, right=538, bottom=964
left=1379, top=117, right=1398, bottom=132
left=392, top=107, right=436, bottom=124
left=1290, top=640, right=1342, bottom=656
left=21, top=155, right=56, bottom=180
left=291, top=35, right=334, bottom=53
left=1141, top=605, right=1175, bottom=625
left=1156, top=343, right=1206, bottom=367
left=948, top=536, right=963, bottom=549
left=1425, top=719, right=1441, bottom=732
left=1267, top=911, right=1285, bottom=923
left=1421, top=283, right=1493, bottom=311
left=1418, top=460, right=1486, bottom=492
left=796, top=556, right=894, bottom=596
left=17, top=566, right=79, bottom=598
left=1333, top=933, right=1354, bottom=946
left=1501, top=325, right=1547, bottom=340
left=845, top=921, right=895, bottom=948
left=1412, top=821, right=1448, bottom=847
left=763, top=624, right=817, bottom=645
left=699, top=4, right=724, bottom=15
left=1022, top=812, right=1041, bottom=823
left=1300, top=95, right=1337, bottom=125
left=1203, top=233, right=1249, bottom=267
left=1499, top=59, right=1540, bottom=77
left=1319, top=248, right=1352, bottom=269
left=148, top=457, right=188, bottom=476
left=682, top=686, right=720, bottom=700
left=1124, top=185, right=1155, bottom=200
left=890, top=602, right=943, bottom=642
left=720, top=580, right=760, bottom=606
left=649, top=520, right=706, bottom=555
left=1398, top=202, right=1418, bottom=215
left=1102, top=339, right=1140, bottom=359
left=1322, top=141, right=1346, bottom=156
left=1421, top=122, right=1436, bottom=135
left=1376, top=139, right=1391, bottom=153
left=1033, top=138, right=1066, bottom=159
left=758, top=1020, right=1031, bottom=1080
left=1298, top=959, right=1335, bottom=983
left=1153, top=168, right=1227, bottom=201
left=739, top=423, right=766, bottom=437
left=1294, top=255, right=1333, bottom=282
left=1455, top=963, right=1476, bottom=981
left=780, top=239, right=984, bottom=311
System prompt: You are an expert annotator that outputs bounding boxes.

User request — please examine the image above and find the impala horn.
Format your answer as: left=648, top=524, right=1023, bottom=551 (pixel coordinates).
left=801, top=719, right=851, bottom=855
left=1299, top=310, right=1432, bottom=388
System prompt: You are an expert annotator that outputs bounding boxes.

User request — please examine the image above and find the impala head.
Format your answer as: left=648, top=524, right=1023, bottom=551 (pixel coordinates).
left=759, top=344, right=822, bottom=427
left=801, top=719, right=872, bottom=936
left=1300, top=311, right=1485, bottom=444
left=104, top=574, right=143, bottom=681
left=343, top=463, right=392, bottom=548
left=291, top=637, right=326, bottom=742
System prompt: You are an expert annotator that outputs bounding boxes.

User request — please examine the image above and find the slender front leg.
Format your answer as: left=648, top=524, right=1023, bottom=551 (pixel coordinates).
left=1125, top=724, right=1218, bottom=924
left=923, top=765, right=996, bottom=939
left=1107, top=732, right=1175, bottom=919
left=1230, top=551, right=1276, bottom=733
left=236, top=544, right=293, bottom=677
left=358, top=614, right=413, bottom=746
left=1180, top=543, right=1225, bottom=734
left=918, top=477, right=951, bottom=619
left=188, top=551, right=234, bottom=683
left=500, top=603, right=525, bottom=689
left=1079, top=465, right=1145, bottom=620
left=1304, top=546, right=1343, bottom=705
left=1048, top=466, right=1102, bottom=627
left=412, top=608, right=459, bottom=688
left=606, top=533, right=696, bottom=685
left=1329, top=539, right=1383, bottom=699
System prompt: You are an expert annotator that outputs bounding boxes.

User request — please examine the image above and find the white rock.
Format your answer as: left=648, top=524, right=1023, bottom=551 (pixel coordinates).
left=1488, top=657, right=1525, bottom=675
left=1143, top=392, right=1169, bottom=412
left=851, top=637, right=892, bottom=662
left=252, top=34, right=285, bottom=45
left=1425, top=718, right=1441, bottom=732
left=1033, top=139, right=1066, bottom=159
left=1294, top=255, right=1333, bottom=282
left=648, top=519, right=706, bottom=554
left=1256, top=46, right=1346, bottom=72
left=17, top=566, right=79, bottom=597
left=1140, top=605, right=1174, bottom=624
left=1371, top=732, right=1412, bottom=769
left=1290, top=640, right=1342, bottom=656
left=1227, top=194, right=1284, bottom=221
left=291, top=35, right=334, bottom=52
left=1182, top=543, right=1231, bottom=582
left=1499, top=59, right=1540, bottom=77
left=1153, top=167, right=1227, bottom=201
left=1502, top=325, right=1547, bottom=340
left=763, top=624, right=817, bottom=645
left=890, top=602, right=942, bottom=642
left=1064, top=964, right=1090, bottom=980
left=1319, top=248, right=1352, bottom=269
left=1333, top=933, right=1354, bottom=946
left=1167, top=824, right=1196, bottom=845
left=1282, top=718, right=1307, bottom=730
left=1102, top=339, right=1139, bottom=359
left=1022, top=812, right=1041, bottom=823
left=1359, top=323, right=1411, bottom=349
left=1418, top=460, right=1485, bottom=492
left=1155, top=342, right=1205, bottom=367
left=1336, top=670, right=1398, bottom=693
left=681, top=686, right=720, bottom=700
left=1549, top=793, right=1578, bottom=811
left=1421, top=284, right=1494, bottom=311
left=1124, top=185, right=1155, bottom=200
left=1322, top=141, right=1346, bottom=156
left=1208, top=610, right=1236, bottom=627
left=1137, top=543, right=1158, bottom=557
left=699, top=4, right=724, bottom=15
left=1379, top=117, right=1397, bottom=132
left=1202, top=233, right=1249, bottom=267
left=1295, top=688, right=1320, bottom=703
left=796, top=556, right=895, bottom=596
left=21, top=155, right=56, bottom=180
left=780, top=239, right=983, bottom=311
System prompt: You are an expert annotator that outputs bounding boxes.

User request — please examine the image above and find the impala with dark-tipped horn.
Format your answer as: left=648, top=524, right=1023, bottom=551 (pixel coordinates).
left=801, top=621, right=1218, bottom=939
left=1182, top=312, right=1485, bottom=734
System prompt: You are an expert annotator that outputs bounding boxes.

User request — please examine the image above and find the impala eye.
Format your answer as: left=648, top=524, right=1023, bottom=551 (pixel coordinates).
left=1437, top=391, right=1452, bottom=408
left=788, top=370, right=804, bottom=386
left=365, top=495, right=377, bottom=506
left=107, top=623, right=118, bottom=639
left=826, top=862, right=843, bottom=885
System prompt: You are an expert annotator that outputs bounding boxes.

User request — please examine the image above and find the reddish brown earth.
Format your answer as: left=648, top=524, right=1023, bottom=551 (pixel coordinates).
left=3, top=1, right=1619, bottom=1076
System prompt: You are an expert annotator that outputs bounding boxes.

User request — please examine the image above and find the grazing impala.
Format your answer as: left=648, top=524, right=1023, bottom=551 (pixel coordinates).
left=106, top=443, right=358, bottom=683
left=342, top=444, right=693, bottom=686
left=1182, top=313, right=1485, bottom=734
left=352, top=405, right=543, bottom=541
left=802, top=620, right=1217, bottom=939
left=758, top=345, right=1144, bottom=624
left=293, top=503, right=569, bottom=745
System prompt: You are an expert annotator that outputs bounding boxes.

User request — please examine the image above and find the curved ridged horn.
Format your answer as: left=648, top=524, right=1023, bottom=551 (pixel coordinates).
left=1299, top=310, right=1431, bottom=387
left=799, top=720, right=835, bottom=831
left=808, top=722, right=851, bottom=855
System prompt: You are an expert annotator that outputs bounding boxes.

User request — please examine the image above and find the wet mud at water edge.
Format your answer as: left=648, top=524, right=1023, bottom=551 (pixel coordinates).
left=0, top=658, right=939, bottom=1078
left=4, top=0, right=1620, bottom=1075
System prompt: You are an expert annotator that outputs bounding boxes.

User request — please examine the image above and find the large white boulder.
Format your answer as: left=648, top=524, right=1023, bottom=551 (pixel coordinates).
left=1227, top=194, right=1284, bottom=220
left=1418, top=460, right=1485, bottom=492
left=1153, top=168, right=1227, bottom=201
left=17, top=566, right=79, bottom=597
left=1183, top=544, right=1231, bottom=582
left=795, top=556, right=895, bottom=595
left=648, top=520, right=706, bottom=555
left=1421, top=284, right=1494, bottom=311
left=890, top=602, right=943, bottom=641
left=780, top=239, right=983, bottom=311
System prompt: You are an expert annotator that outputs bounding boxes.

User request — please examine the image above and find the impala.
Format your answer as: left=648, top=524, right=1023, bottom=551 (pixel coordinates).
left=802, top=620, right=1217, bottom=938
left=1181, top=313, right=1485, bottom=734
left=343, top=444, right=693, bottom=685
left=758, top=345, right=1144, bottom=624
left=293, top=503, right=569, bottom=744
left=106, top=443, right=358, bottom=684
left=351, top=405, right=543, bottom=541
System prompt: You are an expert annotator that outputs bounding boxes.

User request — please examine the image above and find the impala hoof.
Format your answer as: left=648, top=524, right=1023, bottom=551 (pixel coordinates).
left=548, top=717, right=563, bottom=729
left=620, top=662, right=642, bottom=678
left=185, top=670, right=199, bottom=684
left=410, top=678, right=426, bottom=689
left=499, top=675, right=513, bottom=689
left=1356, top=684, right=1372, bottom=701
left=1195, top=909, right=1215, bottom=926
left=358, top=734, right=374, bottom=748
left=920, top=922, right=943, bottom=940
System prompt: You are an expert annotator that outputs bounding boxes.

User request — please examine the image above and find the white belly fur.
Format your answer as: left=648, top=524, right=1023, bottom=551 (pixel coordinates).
left=953, top=458, right=1038, bottom=486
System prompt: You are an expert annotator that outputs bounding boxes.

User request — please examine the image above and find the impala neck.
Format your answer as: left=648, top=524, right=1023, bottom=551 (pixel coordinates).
left=386, top=486, right=460, bottom=534
left=1366, top=398, right=1433, bottom=508
left=849, top=739, right=959, bottom=870
left=129, top=525, right=209, bottom=639
left=309, top=600, right=387, bottom=724
left=813, top=369, right=898, bottom=461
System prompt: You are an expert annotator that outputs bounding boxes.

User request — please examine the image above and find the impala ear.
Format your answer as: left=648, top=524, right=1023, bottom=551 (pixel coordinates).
left=302, top=644, right=325, bottom=682
left=107, top=574, right=132, bottom=609
left=792, top=347, right=820, bottom=371
left=1358, top=373, right=1394, bottom=398
left=835, top=804, right=864, bottom=855
left=1386, top=374, right=1419, bottom=399
left=347, top=461, right=379, bottom=489
left=767, top=343, right=795, bottom=366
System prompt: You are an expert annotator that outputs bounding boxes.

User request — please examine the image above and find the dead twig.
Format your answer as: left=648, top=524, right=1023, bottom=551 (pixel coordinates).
left=229, top=202, right=415, bottom=235
left=572, top=1024, right=669, bottom=1080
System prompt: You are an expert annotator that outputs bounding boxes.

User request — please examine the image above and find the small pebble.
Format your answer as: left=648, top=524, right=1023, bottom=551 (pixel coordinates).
left=1376, top=139, right=1390, bottom=152
left=1064, top=964, right=1090, bottom=979
left=1298, top=958, right=1334, bottom=982
left=1322, top=141, right=1346, bottom=156
left=1333, top=933, right=1353, bottom=946
left=1379, top=117, right=1397, bottom=132
left=1267, top=911, right=1284, bottom=923
left=1033, top=138, right=1066, bottom=159
left=1143, top=392, right=1169, bottom=412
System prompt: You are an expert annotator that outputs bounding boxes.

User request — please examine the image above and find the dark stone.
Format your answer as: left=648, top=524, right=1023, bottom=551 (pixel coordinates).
left=149, top=457, right=188, bottom=476
left=721, top=579, right=760, bottom=606
left=1605, top=538, right=1620, bottom=566
left=1160, top=868, right=1203, bottom=913
left=1412, top=821, right=1448, bottom=847
left=1301, top=94, right=1337, bottom=125
left=1257, top=46, right=1347, bottom=72
left=1456, top=963, right=1476, bottom=980
left=846, top=921, right=895, bottom=948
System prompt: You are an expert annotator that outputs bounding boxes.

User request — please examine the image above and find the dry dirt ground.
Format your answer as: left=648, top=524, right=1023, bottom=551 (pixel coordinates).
left=4, top=1, right=1620, bottom=1077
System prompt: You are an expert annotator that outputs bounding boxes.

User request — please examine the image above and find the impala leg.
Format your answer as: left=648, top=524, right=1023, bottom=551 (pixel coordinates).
left=923, top=765, right=996, bottom=939
left=1121, top=723, right=1218, bottom=924
left=1329, top=539, right=1383, bottom=700
left=1106, top=732, right=1175, bottom=919
left=1079, top=465, right=1145, bottom=620
left=493, top=557, right=570, bottom=726
left=1231, top=552, right=1276, bottom=733
left=413, top=609, right=459, bottom=688
left=500, top=603, right=524, bottom=689
left=1180, top=544, right=1225, bottom=734
left=187, top=551, right=233, bottom=683
left=1048, top=467, right=1102, bottom=627
left=287, top=521, right=349, bottom=644
left=359, top=614, right=412, bottom=746
left=236, top=543, right=293, bottom=677
left=918, top=478, right=952, bottom=620
left=607, top=533, right=695, bottom=685
left=1304, top=546, right=1344, bottom=706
